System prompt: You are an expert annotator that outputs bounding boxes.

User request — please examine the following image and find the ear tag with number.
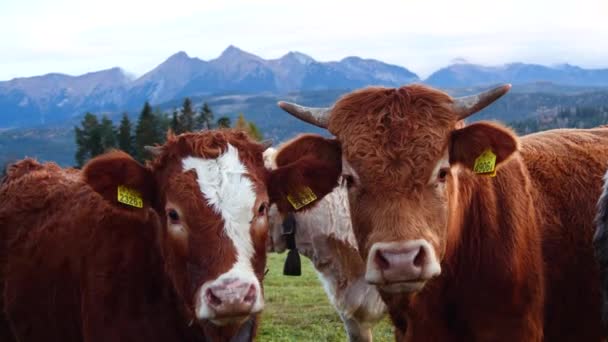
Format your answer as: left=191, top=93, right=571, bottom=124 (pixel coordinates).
left=287, top=186, right=317, bottom=210
left=117, top=185, right=144, bottom=208
left=473, top=149, right=497, bottom=177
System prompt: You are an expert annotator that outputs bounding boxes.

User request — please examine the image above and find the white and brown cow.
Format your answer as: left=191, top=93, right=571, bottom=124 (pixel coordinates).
left=0, top=129, right=340, bottom=342
left=264, top=147, right=386, bottom=342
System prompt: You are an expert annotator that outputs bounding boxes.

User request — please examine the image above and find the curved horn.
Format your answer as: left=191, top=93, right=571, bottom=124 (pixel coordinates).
left=144, top=145, right=163, bottom=156
left=452, top=84, right=511, bottom=120
left=260, top=139, right=273, bottom=150
left=277, top=101, right=331, bottom=129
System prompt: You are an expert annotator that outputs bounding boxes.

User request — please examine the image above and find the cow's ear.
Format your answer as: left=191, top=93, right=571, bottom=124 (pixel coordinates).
left=449, top=121, right=519, bottom=171
left=82, top=151, right=157, bottom=210
left=268, top=134, right=342, bottom=213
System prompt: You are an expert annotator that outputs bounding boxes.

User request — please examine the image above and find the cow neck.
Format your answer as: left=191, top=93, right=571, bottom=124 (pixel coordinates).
left=443, top=156, right=537, bottom=276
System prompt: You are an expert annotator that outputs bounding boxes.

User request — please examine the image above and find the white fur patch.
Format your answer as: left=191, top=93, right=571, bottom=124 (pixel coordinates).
left=265, top=148, right=386, bottom=331
left=182, top=144, right=264, bottom=320
left=262, top=147, right=277, bottom=170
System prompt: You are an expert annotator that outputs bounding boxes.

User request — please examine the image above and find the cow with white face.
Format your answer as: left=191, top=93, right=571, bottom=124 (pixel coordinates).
left=264, top=146, right=386, bottom=342
left=0, top=129, right=344, bottom=342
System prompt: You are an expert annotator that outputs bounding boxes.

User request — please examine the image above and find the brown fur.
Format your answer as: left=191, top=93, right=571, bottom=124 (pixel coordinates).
left=285, top=84, right=608, bottom=340
left=313, top=235, right=366, bottom=290
left=329, top=85, right=455, bottom=193
left=449, top=122, right=520, bottom=168
left=0, top=130, right=275, bottom=342
left=269, top=134, right=342, bottom=214
left=0, top=128, right=345, bottom=341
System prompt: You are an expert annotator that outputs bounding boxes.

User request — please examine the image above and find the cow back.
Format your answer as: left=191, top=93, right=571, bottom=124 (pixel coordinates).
left=521, top=127, right=608, bottom=340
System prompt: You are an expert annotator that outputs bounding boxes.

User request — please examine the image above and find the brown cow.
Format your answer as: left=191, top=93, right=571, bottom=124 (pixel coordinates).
left=0, top=129, right=337, bottom=342
left=594, top=170, right=608, bottom=331
left=277, top=84, right=608, bottom=340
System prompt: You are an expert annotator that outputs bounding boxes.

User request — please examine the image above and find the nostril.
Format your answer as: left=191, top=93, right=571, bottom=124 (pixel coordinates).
left=244, top=284, right=256, bottom=304
left=374, top=250, right=390, bottom=270
left=413, top=246, right=426, bottom=268
left=205, top=288, right=222, bottom=307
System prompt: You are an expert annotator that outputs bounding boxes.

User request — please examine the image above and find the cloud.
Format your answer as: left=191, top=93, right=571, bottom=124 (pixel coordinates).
left=0, top=0, right=607, bottom=80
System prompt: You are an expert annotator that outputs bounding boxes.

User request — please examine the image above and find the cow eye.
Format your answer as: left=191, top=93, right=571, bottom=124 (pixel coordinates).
left=167, top=209, right=180, bottom=223
left=258, top=202, right=268, bottom=217
left=438, top=168, right=449, bottom=182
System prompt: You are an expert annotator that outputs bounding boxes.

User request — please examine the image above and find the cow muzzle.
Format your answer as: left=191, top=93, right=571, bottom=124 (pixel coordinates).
left=365, top=239, right=441, bottom=293
left=195, top=276, right=263, bottom=326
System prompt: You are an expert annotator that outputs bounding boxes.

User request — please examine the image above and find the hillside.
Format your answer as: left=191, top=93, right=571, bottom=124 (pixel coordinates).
left=3, top=87, right=608, bottom=167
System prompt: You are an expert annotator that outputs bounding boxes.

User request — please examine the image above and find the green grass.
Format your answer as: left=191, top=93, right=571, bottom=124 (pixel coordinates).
left=259, top=253, right=394, bottom=341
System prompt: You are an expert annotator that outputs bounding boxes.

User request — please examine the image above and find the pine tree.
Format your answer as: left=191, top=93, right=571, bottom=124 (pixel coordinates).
left=248, top=122, right=264, bottom=141
left=234, top=113, right=248, bottom=131
left=233, top=113, right=263, bottom=141
left=117, top=113, right=135, bottom=155
left=178, top=97, right=195, bottom=133
left=135, top=102, right=161, bottom=162
left=1, top=162, right=9, bottom=179
left=156, top=108, right=171, bottom=140
left=216, top=116, right=231, bottom=128
left=74, top=112, right=103, bottom=167
left=196, top=102, right=214, bottom=130
left=170, top=110, right=180, bottom=134
left=99, top=115, right=117, bottom=151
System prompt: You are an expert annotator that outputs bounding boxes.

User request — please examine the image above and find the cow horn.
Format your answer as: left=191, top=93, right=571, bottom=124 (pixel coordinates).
left=277, top=101, right=331, bottom=129
left=144, top=145, right=163, bottom=156
left=452, top=84, right=511, bottom=120
left=260, top=139, right=273, bottom=150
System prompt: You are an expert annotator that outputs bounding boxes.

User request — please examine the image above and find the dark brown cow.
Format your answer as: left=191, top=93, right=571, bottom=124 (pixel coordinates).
left=594, top=170, right=608, bottom=331
left=277, top=84, right=608, bottom=340
left=0, top=129, right=335, bottom=342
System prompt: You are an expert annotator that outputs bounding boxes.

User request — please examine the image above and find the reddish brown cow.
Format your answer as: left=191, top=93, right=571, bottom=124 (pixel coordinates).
left=0, top=130, right=336, bottom=342
left=277, top=84, right=608, bottom=340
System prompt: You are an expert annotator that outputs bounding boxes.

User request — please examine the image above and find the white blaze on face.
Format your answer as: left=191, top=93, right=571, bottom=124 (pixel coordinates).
left=182, top=144, right=264, bottom=320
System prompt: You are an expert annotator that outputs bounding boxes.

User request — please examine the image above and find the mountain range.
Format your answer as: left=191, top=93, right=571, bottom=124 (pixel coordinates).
left=1, top=45, right=608, bottom=128
left=0, top=46, right=420, bottom=127
left=427, top=62, right=608, bottom=89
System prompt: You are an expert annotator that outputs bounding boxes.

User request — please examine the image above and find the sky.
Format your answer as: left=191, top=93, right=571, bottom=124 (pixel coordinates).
left=1, top=0, right=607, bottom=81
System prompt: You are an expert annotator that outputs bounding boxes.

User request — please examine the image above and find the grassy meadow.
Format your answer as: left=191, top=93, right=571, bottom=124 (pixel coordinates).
left=258, top=253, right=394, bottom=341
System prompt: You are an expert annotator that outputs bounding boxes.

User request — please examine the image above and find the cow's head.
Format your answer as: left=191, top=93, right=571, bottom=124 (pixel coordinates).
left=263, top=145, right=352, bottom=256
left=82, top=130, right=336, bottom=337
left=262, top=136, right=343, bottom=255
left=277, top=84, right=518, bottom=295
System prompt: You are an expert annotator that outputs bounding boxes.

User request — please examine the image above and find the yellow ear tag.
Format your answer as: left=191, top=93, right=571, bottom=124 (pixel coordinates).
left=473, top=149, right=497, bottom=177
left=117, top=185, right=144, bottom=208
left=287, top=186, right=318, bottom=210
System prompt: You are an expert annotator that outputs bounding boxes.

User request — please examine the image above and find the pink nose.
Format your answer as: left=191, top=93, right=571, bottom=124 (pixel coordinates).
left=365, top=240, right=441, bottom=290
left=204, top=279, right=257, bottom=317
left=375, top=244, right=425, bottom=274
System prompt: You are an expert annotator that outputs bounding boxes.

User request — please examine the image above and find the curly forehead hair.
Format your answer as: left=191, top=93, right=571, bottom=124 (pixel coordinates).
left=149, top=129, right=266, bottom=175
left=328, top=84, right=458, bottom=192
